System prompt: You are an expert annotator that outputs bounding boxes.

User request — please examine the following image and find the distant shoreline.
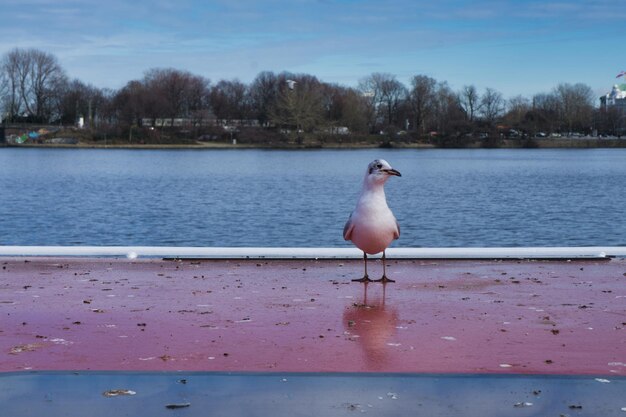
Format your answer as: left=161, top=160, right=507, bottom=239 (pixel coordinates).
left=3, top=138, right=626, bottom=150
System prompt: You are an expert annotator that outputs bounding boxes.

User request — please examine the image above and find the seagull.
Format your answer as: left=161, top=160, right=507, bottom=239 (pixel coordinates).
left=286, top=79, right=297, bottom=90
left=343, top=159, right=401, bottom=283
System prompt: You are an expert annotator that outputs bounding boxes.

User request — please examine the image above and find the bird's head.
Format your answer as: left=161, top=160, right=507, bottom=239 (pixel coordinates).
left=365, top=159, right=401, bottom=185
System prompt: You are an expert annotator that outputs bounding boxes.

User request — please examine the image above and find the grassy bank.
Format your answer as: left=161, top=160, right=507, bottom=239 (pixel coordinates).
left=2, top=141, right=437, bottom=150
left=5, top=139, right=626, bottom=149
left=3, top=125, right=626, bottom=149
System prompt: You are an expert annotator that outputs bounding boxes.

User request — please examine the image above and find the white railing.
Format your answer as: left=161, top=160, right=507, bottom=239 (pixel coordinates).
left=0, top=246, right=624, bottom=259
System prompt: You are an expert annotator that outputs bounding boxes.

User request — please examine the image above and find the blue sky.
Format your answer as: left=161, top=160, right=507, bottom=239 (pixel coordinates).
left=1, top=0, right=625, bottom=99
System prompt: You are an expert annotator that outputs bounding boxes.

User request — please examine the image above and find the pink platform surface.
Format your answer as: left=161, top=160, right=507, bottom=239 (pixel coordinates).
left=1, top=257, right=624, bottom=375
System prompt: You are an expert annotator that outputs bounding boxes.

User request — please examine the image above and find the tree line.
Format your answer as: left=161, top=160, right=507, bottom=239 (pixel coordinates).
left=0, top=47, right=619, bottom=144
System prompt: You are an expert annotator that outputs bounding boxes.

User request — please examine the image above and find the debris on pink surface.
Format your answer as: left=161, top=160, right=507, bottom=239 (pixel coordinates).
left=0, top=257, right=624, bottom=375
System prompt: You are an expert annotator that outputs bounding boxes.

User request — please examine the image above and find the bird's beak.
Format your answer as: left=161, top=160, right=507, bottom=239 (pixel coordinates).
left=383, top=168, right=402, bottom=177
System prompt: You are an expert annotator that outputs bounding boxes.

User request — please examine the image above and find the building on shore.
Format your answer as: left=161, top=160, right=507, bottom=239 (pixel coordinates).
left=600, top=84, right=626, bottom=112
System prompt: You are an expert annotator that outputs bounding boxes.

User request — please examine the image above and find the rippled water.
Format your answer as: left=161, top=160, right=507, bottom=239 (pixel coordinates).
left=1, top=147, right=625, bottom=247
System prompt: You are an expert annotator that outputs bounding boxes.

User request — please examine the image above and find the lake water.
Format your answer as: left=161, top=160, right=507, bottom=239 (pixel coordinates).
left=1, top=148, right=625, bottom=248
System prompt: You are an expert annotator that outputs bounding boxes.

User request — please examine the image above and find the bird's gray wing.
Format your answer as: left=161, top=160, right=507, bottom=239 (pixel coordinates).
left=393, top=218, right=401, bottom=240
left=343, top=213, right=354, bottom=241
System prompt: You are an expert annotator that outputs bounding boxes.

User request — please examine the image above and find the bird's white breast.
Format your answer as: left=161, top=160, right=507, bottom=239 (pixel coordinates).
left=349, top=191, right=398, bottom=254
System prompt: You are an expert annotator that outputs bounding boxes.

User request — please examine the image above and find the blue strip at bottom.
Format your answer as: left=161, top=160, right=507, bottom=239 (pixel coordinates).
left=1, top=372, right=624, bottom=416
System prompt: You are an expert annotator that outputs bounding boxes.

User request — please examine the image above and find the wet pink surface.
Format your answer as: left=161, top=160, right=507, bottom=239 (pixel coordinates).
left=0, top=257, right=624, bottom=375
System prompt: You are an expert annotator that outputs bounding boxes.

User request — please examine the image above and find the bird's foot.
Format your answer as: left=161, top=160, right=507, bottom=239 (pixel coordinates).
left=373, top=275, right=395, bottom=283
left=352, top=276, right=373, bottom=283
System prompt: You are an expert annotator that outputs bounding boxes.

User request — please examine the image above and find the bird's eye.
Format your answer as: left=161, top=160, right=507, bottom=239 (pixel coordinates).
left=376, top=163, right=382, bottom=169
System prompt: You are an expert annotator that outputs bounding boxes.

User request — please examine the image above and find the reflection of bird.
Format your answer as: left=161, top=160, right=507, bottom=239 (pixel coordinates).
left=343, top=159, right=401, bottom=283
left=286, top=79, right=297, bottom=90
left=343, top=285, right=399, bottom=369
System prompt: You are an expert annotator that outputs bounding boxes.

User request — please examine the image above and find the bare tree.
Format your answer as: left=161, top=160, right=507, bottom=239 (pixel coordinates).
left=532, top=92, right=560, bottom=133
left=432, top=81, right=465, bottom=135
left=8, top=49, right=68, bottom=122
left=319, top=82, right=339, bottom=124
left=318, top=83, right=368, bottom=133
left=0, top=48, right=68, bottom=122
left=58, top=79, right=108, bottom=127
left=10, top=49, right=31, bottom=119
left=508, top=95, right=531, bottom=119
left=112, top=80, right=146, bottom=141
left=1, top=53, right=18, bottom=120
left=408, top=79, right=461, bottom=138
left=210, top=79, right=250, bottom=123
left=109, top=68, right=211, bottom=141
left=480, top=87, right=505, bottom=124
left=0, top=68, right=8, bottom=121
left=408, top=75, right=437, bottom=134
left=503, top=95, right=533, bottom=133
left=598, top=105, right=623, bottom=136
left=357, top=77, right=380, bottom=132
left=249, top=71, right=279, bottom=126
left=553, top=83, right=595, bottom=133
left=338, top=88, right=369, bottom=133
left=144, top=68, right=209, bottom=125
left=380, top=76, right=407, bottom=129
left=358, top=73, right=407, bottom=130
left=270, top=76, right=324, bottom=137
left=185, top=75, right=211, bottom=126
left=458, top=85, right=481, bottom=122
left=32, top=50, right=67, bottom=121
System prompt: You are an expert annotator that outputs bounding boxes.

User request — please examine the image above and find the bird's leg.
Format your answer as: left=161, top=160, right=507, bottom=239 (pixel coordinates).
left=374, top=251, right=395, bottom=283
left=363, top=282, right=369, bottom=305
left=352, top=252, right=372, bottom=282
